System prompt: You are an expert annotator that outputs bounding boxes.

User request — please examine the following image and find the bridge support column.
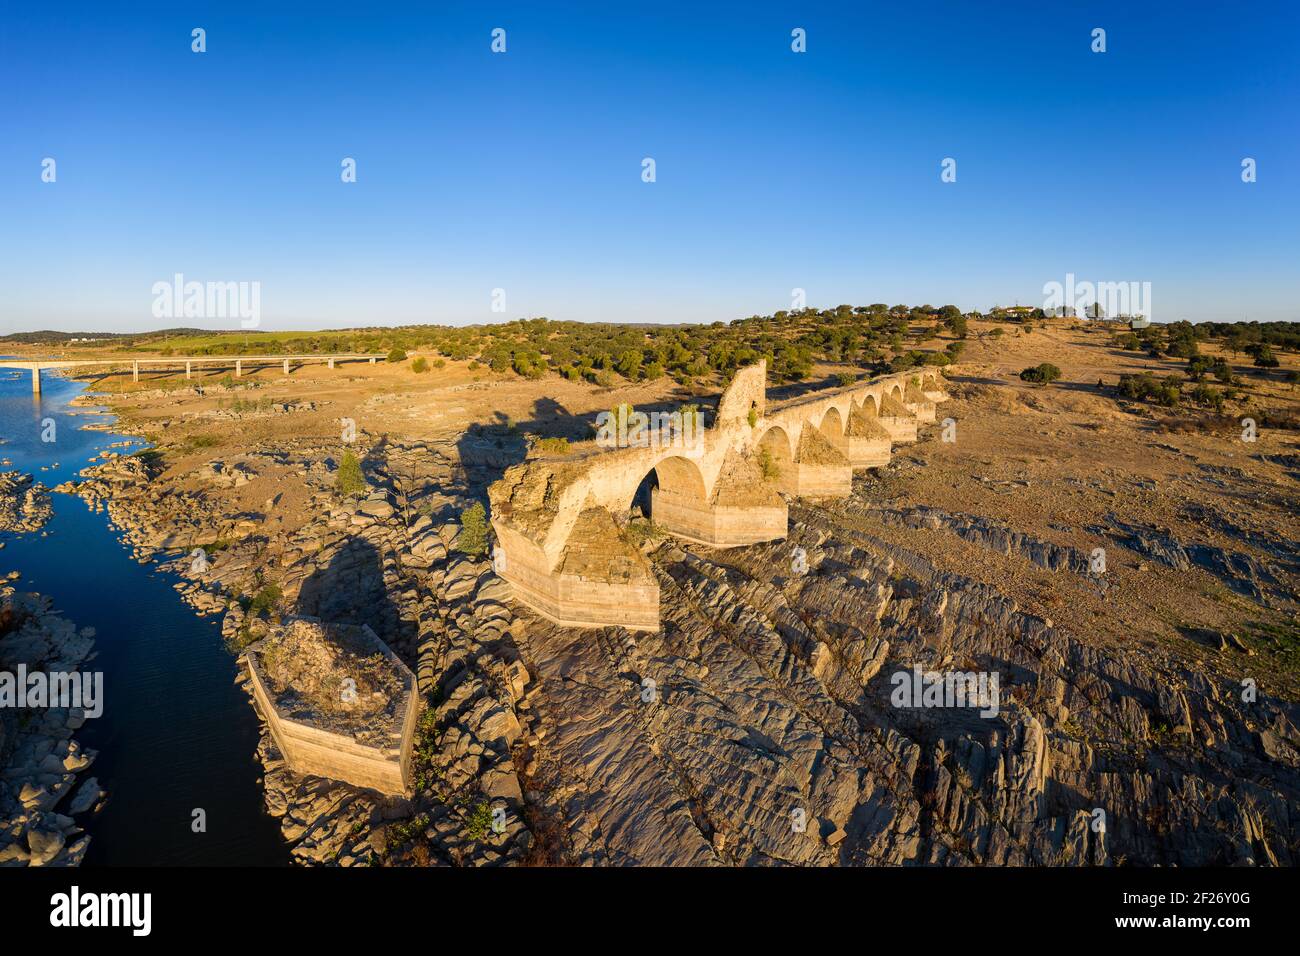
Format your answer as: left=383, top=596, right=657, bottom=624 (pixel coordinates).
left=877, top=394, right=918, bottom=443
left=903, top=382, right=936, bottom=423
left=283, top=359, right=290, bottom=375
left=185, top=361, right=192, bottom=380
left=845, top=406, right=892, bottom=469
left=235, top=360, right=242, bottom=378
left=31, top=368, right=41, bottom=395
left=492, top=510, right=661, bottom=631
left=650, top=450, right=787, bottom=548
left=776, top=429, right=853, bottom=498
left=370, top=357, right=376, bottom=365
left=132, top=361, right=139, bottom=383
left=328, top=358, right=335, bottom=370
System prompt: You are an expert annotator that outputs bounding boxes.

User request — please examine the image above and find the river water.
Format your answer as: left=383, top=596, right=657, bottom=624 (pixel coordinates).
left=0, top=365, right=287, bottom=865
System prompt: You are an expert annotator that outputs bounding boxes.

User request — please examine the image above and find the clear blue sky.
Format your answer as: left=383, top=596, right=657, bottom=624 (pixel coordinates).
left=2, top=0, right=1297, bottom=333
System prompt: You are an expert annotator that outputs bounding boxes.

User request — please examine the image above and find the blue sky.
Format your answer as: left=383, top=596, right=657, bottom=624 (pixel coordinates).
left=2, top=1, right=1297, bottom=333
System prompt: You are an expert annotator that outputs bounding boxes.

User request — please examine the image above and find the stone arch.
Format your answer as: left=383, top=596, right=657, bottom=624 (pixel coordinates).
left=627, top=453, right=709, bottom=515
left=889, top=384, right=904, bottom=404
left=856, top=393, right=879, bottom=417
left=817, top=406, right=847, bottom=451
left=756, top=424, right=794, bottom=466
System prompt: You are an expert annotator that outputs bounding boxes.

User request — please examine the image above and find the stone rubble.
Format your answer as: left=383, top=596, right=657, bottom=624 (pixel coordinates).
left=0, top=578, right=101, bottom=867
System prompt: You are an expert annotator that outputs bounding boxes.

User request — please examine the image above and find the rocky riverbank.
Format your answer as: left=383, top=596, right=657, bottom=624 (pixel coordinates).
left=0, top=575, right=104, bottom=866
left=59, top=437, right=535, bottom=866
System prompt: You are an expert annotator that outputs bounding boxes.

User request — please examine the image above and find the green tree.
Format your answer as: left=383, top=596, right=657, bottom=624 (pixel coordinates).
left=1252, top=343, right=1280, bottom=368
left=336, top=450, right=366, bottom=498
left=457, top=502, right=489, bottom=556
left=1019, top=363, right=1061, bottom=384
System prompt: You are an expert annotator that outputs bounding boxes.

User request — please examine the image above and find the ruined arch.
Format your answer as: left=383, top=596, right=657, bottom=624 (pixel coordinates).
left=628, top=453, right=708, bottom=516
left=756, top=424, right=794, bottom=468
left=856, top=393, right=879, bottom=417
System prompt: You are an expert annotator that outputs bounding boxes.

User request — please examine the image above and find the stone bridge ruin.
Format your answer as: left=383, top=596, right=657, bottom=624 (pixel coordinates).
left=488, top=361, right=948, bottom=631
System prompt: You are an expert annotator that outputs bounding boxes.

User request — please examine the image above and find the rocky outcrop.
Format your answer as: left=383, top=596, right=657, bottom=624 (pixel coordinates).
left=0, top=577, right=102, bottom=867
left=495, top=492, right=1300, bottom=867
left=0, top=472, right=52, bottom=534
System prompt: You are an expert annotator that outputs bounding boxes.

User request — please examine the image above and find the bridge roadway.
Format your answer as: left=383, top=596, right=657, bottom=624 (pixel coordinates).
left=0, top=354, right=381, bottom=394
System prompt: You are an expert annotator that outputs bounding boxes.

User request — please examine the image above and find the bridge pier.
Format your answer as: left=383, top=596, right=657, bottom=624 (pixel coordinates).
left=370, top=357, right=376, bottom=365
left=877, top=393, right=919, bottom=443
left=185, top=361, right=192, bottom=380
left=650, top=450, right=787, bottom=548
left=132, top=361, right=139, bottom=383
left=283, top=359, right=290, bottom=375
left=328, top=358, right=335, bottom=370
left=31, top=367, right=41, bottom=395
left=904, top=381, right=937, bottom=422
left=494, top=509, right=661, bottom=631
left=844, top=405, right=892, bottom=469
left=235, top=360, right=242, bottom=378
left=776, top=429, right=853, bottom=498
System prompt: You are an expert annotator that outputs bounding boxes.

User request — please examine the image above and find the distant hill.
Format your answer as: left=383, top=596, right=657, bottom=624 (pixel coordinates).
left=0, top=329, right=210, bottom=344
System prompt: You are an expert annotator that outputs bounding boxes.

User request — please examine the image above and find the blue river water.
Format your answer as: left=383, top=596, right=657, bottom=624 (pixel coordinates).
left=0, top=364, right=287, bottom=865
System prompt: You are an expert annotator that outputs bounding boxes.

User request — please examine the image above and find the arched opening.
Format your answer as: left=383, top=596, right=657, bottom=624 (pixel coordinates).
left=629, top=455, right=708, bottom=520
left=857, top=394, right=879, bottom=417
left=818, top=406, right=847, bottom=451
left=889, top=385, right=904, bottom=405
left=756, top=425, right=794, bottom=479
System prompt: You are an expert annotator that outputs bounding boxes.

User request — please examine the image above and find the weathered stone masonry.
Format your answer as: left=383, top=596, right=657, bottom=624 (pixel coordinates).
left=489, top=362, right=948, bottom=630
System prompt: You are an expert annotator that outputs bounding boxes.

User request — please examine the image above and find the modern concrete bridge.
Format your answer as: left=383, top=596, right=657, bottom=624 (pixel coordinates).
left=1, top=354, right=381, bottom=394
left=488, top=361, right=948, bottom=631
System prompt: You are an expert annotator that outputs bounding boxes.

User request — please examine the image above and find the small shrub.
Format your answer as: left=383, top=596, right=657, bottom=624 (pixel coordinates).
left=625, top=518, right=667, bottom=547
left=1117, top=372, right=1181, bottom=407
left=747, top=407, right=759, bottom=428
left=248, top=583, right=282, bottom=618
left=457, top=502, right=489, bottom=556
left=757, top=447, right=780, bottom=481
left=387, top=347, right=408, bottom=363
left=678, top=404, right=704, bottom=433
left=463, top=800, right=493, bottom=841
left=836, top=372, right=855, bottom=387
left=411, top=357, right=429, bottom=373
left=336, top=450, right=366, bottom=498
left=535, top=436, right=570, bottom=454
left=1019, top=363, right=1061, bottom=384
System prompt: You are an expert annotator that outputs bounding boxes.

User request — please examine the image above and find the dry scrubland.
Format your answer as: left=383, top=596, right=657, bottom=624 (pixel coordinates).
left=13, top=317, right=1299, bottom=866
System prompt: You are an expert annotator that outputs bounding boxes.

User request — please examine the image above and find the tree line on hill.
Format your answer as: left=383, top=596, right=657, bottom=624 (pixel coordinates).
left=9, top=308, right=1296, bottom=389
